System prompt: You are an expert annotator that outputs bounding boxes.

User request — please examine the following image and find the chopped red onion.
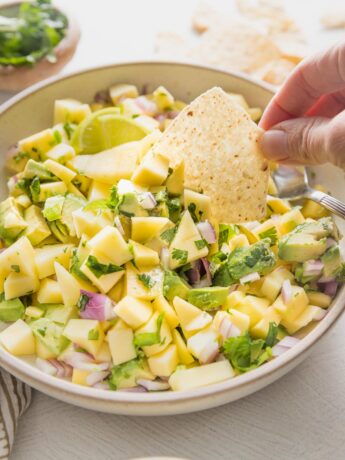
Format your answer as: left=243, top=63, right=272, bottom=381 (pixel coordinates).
left=196, top=221, right=217, bottom=244
left=137, top=379, right=170, bottom=391
left=239, top=272, right=260, bottom=285
left=135, top=96, right=158, bottom=115
left=86, top=371, right=110, bottom=386
left=167, top=110, right=180, bottom=119
left=79, top=290, right=116, bottom=321
left=77, top=362, right=110, bottom=372
left=94, top=89, right=111, bottom=104
left=160, top=247, right=170, bottom=270
left=138, top=192, right=157, bottom=210
left=201, top=258, right=212, bottom=285
left=281, top=279, right=292, bottom=304
left=114, top=215, right=125, bottom=236
left=199, top=341, right=219, bottom=364
left=319, top=280, right=338, bottom=297
left=318, top=275, right=336, bottom=283
left=118, top=386, right=147, bottom=393
left=326, top=238, right=337, bottom=249
left=93, top=382, right=110, bottom=390
left=272, top=336, right=300, bottom=356
left=61, top=350, right=94, bottom=369
left=49, top=359, right=72, bottom=378
left=219, top=317, right=241, bottom=341
left=36, top=358, right=57, bottom=376
left=303, top=260, right=324, bottom=278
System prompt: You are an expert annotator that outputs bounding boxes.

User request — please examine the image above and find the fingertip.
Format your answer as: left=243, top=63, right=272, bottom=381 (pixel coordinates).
left=259, top=100, right=294, bottom=130
left=260, top=130, right=289, bottom=161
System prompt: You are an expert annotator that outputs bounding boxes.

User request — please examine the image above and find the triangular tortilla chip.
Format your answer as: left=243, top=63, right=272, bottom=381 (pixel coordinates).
left=153, top=87, right=269, bottom=223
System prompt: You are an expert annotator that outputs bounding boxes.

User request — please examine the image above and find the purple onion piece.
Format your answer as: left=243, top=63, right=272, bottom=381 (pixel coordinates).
left=94, top=89, right=111, bottom=104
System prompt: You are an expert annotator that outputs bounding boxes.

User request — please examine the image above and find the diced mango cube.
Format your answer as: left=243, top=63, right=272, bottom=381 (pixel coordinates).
left=148, top=344, right=179, bottom=377
left=107, top=328, right=137, bottom=365
left=169, top=361, right=234, bottom=391
left=114, top=295, right=152, bottom=329
left=0, top=319, right=35, bottom=356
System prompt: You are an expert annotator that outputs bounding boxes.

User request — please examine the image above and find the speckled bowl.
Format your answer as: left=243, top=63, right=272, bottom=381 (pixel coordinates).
left=0, top=62, right=344, bottom=415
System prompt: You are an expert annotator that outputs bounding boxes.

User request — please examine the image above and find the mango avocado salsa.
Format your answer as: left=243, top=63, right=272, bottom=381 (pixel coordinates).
left=0, top=83, right=343, bottom=393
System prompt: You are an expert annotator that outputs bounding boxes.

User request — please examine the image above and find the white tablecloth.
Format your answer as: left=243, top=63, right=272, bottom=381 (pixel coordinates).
left=5, top=1, right=345, bottom=458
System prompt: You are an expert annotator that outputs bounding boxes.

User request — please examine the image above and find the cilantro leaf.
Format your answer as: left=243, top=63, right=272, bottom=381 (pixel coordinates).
left=86, top=255, right=123, bottom=278
left=88, top=328, right=99, bottom=340
left=172, top=248, right=188, bottom=265
left=194, top=239, right=207, bottom=250
left=77, top=293, right=89, bottom=312
left=160, top=227, right=176, bottom=244
left=258, top=226, right=278, bottom=246
left=29, top=176, right=40, bottom=202
left=137, top=274, right=156, bottom=289
left=265, top=322, right=278, bottom=347
left=11, top=264, right=20, bottom=273
left=133, top=313, right=164, bottom=349
left=70, top=249, right=89, bottom=281
left=223, top=333, right=272, bottom=372
left=218, top=224, right=238, bottom=246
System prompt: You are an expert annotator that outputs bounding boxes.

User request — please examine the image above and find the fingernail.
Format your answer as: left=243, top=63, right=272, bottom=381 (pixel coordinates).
left=260, top=130, right=289, bottom=161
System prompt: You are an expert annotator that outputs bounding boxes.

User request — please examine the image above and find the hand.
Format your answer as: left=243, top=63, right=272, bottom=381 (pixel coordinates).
left=259, top=41, right=345, bottom=169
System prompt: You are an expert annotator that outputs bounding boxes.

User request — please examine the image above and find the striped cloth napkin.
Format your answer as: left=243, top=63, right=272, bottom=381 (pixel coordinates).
left=0, top=370, right=31, bottom=459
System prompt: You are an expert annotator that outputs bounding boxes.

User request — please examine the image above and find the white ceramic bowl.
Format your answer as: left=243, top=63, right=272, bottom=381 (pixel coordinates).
left=0, top=62, right=344, bottom=415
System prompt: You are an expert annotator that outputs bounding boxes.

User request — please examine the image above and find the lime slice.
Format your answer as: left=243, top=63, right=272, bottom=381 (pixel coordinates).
left=71, top=108, right=150, bottom=154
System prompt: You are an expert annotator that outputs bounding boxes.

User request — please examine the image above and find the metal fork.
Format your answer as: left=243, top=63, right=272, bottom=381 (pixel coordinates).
left=272, top=166, right=345, bottom=219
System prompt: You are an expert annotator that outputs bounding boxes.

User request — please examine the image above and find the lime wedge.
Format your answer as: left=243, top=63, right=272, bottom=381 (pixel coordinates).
left=71, top=108, right=150, bottom=154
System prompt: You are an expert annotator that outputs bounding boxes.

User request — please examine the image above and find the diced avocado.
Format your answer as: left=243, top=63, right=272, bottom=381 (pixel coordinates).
left=0, top=295, right=25, bottom=322
left=119, top=192, right=148, bottom=217
left=44, top=304, right=78, bottom=325
left=279, top=234, right=327, bottom=263
left=294, top=217, right=335, bottom=239
left=23, top=159, right=55, bottom=181
left=163, top=270, right=190, bottom=301
left=49, top=220, right=71, bottom=243
left=321, top=245, right=342, bottom=278
left=213, top=239, right=276, bottom=286
left=24, top=205, right=51, bottom=246
left=60, top=194, right=86, bottom=236
left=30, top=318, right=70, bottom=355
left=187, top=286, right=228, bottom=311
left=0, top=197, right=27, bottom=244
left=107, top=356, right=154, bottom=390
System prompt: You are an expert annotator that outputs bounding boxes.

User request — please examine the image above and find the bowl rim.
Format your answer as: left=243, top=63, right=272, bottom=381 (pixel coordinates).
left=0, top=60, right=344, bottom=407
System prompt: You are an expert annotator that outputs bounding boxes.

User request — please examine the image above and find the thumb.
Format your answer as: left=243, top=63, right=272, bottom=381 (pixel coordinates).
left=260, top=116, right=334, bottom=166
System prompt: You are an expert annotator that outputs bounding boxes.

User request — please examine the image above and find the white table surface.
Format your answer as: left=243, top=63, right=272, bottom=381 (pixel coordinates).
left=5, top=0, right=345, bottom=458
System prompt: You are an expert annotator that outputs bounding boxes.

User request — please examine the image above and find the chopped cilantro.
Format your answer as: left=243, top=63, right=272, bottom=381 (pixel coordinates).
left=172, top=248, right=188, bottom=265
left=70, top=249, right=89, bottom=281
left=160, top=227, right=176, bottom=244
left=30, top=176, right=41, bottom=202
left=137, top=274, right=156, bottom=289
left=10, top=265, right=20, bottom=273
left=86, top=255, right=123, bottom=278
left=223, top=333, right=272, bottom=372
left=84, top=199, right=109, bottom=212
left=194, top=239, right=207, bottom=250
left=258, top=226, right=278, bottom=246
left=218, top=224, right=238, bottom=246
left=13, top=151, right=29, bottom=163
left=265, top=322, right=278, bottom=347
left=63, top=122, right=74, bottom=140
left=133, top=313, right=164, bottom=348
left=53, top=130, right=62, bottom=144
left=37, top=327, right=46, bottom=337
left=77, top=293, right=89, bottom=312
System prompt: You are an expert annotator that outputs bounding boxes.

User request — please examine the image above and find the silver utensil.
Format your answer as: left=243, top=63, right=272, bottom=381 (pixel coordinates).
left=272, top=166, right=345, bottom=219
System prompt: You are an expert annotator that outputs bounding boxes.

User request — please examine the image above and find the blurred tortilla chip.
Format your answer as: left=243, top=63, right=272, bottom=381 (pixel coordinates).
left=321, top=8, right=345, bottom=29
left=192, top=1, right=227, bottom=34
left=155, top=32, right=188, bottom=59
left=271, top=32, right=308, bottom=63
left=188, top=23, right=281, bottom=73
left=153, top=87, right=269, bottom=223
left=255, top=58, right=296, bottom=86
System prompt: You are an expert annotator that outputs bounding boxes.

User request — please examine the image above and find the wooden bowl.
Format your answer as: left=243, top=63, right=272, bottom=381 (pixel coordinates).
left=0, top=1, right=80, bottom=92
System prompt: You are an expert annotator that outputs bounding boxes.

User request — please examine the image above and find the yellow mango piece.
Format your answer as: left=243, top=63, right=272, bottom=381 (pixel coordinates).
left=54, top=261, right=81, bottom=306
left=34, top=244, right=74, bottom=279
left=273, top=286, right=309, bottom=322
left=107, top=328, right=137, bottom=365
left=4, top=272, right=39, bottom=300
left=278, top=208, right=305, bottom=235
left=130, top=240, right=159, bottom=268
left=169, top=360, right=234, bottom=391
left=131, top=216, right=170, bottom=242
left=24, top=205, right=51, bottom=246
left=107, top=277, right=124, bottom=303
left=267, top=177, right=278, bottom=196
left=124, top=263, right=163, bottom=300
left=225, top=291, right=246, bottom=309
left=153, top=294, right=179, bottom=329
left=153, top=86, right=174, bottom=110
left=234, top=295, right=269, bottom=327
left=93, top=342, right=112, bottom=362
left=54, top=99, right=91, bottom=124
left=172, top=329, right=194, bottom=365
left=301, top=187, right=329, bottom=219
left=18, top=128, right=55, bottom=160
left=72, top=208, right=113, bottom=239
left=166, top=160, right=184, bottom=195
left=227, top=234, right=250, bottom=251
left=0, top=319, right=35, bottom=356
left=72, top=369, right=92, bottom=386
left=87, top=226, right=132, bottom=266
left=148, top=344, right=179, bottom=377
left=283, top=305, right=323, bottom=334
left=25, top=306, right=44, bottom=319
left=80, top=253, right=125, bottom=294
left=87, top=181, right=111, bottom=201
left=307, top=291, right=331, bottom=308
left=46, top=143, right=75, bottom=164
left=228, top=309, right=250, bottom=333
left=172, top=297, right=212, bottom=332
left=114, top=295, right=152, bottom=329
left=0, top=236, right=37, bottom=278
left=63, top=319, right=104, bottom=356
left=38, top=182, right=67, bottom=202
left=36, top=338, right=56, bottom=359
left=183, top=189, right=211, bottom=220
left=131, top=149, right=169, bottom=186
left=251, top=307, right=281, bottom=339
left=267, top=196, right=291, bottom=214
left=261, top=267, right=294, bottom=302
left=238, top=225, right=259, bottom=244
left=109, top=83, right=139, bottom=104
left=44, top=159, right=76, bottom=182
left=37, top=278, right=63, bottom=304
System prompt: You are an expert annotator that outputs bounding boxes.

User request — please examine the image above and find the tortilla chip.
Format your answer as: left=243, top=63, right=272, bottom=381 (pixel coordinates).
left=271, top=32, right=308, bottom=64
left=155, top=32, right=188, bottom=59
left=188, top=23, right=281, bottom=74
left=191, top=1, right=227, bottom=34
left=255, top=58, right=296, bottom=86
left=321, top=8, right=345, bottom=29
left=153, top=87, right=269, bottom=223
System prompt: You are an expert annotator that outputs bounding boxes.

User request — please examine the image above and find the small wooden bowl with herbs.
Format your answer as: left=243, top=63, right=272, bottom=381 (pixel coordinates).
left=0, top=0, right=80, bottom=92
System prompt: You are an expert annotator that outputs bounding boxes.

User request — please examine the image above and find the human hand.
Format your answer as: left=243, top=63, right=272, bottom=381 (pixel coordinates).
left=259, top=41, right=345, bottom=169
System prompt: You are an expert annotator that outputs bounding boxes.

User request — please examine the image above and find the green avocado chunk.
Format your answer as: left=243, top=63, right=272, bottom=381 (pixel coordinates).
left=187, top=286, right=228, bottom=310
left=23, top=159, right=55, bottom=181
left=119, top=192, right=148, bottom=217
left=163, top=270, right=190, bottom=301
left=108, top=356, right=153, bottom=390
left=0, top=296, right=25, bottom=322
left=321, top=245, right=342, bottom=278
left=30, top=318, right=70, bottom=355
left=278, top=217, right=335, bottom=263
left=213, top=239, right=276, bottom=286
left=0, top=197, right=27, bottom=244
left=44, top=304, right=78, bottom=325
